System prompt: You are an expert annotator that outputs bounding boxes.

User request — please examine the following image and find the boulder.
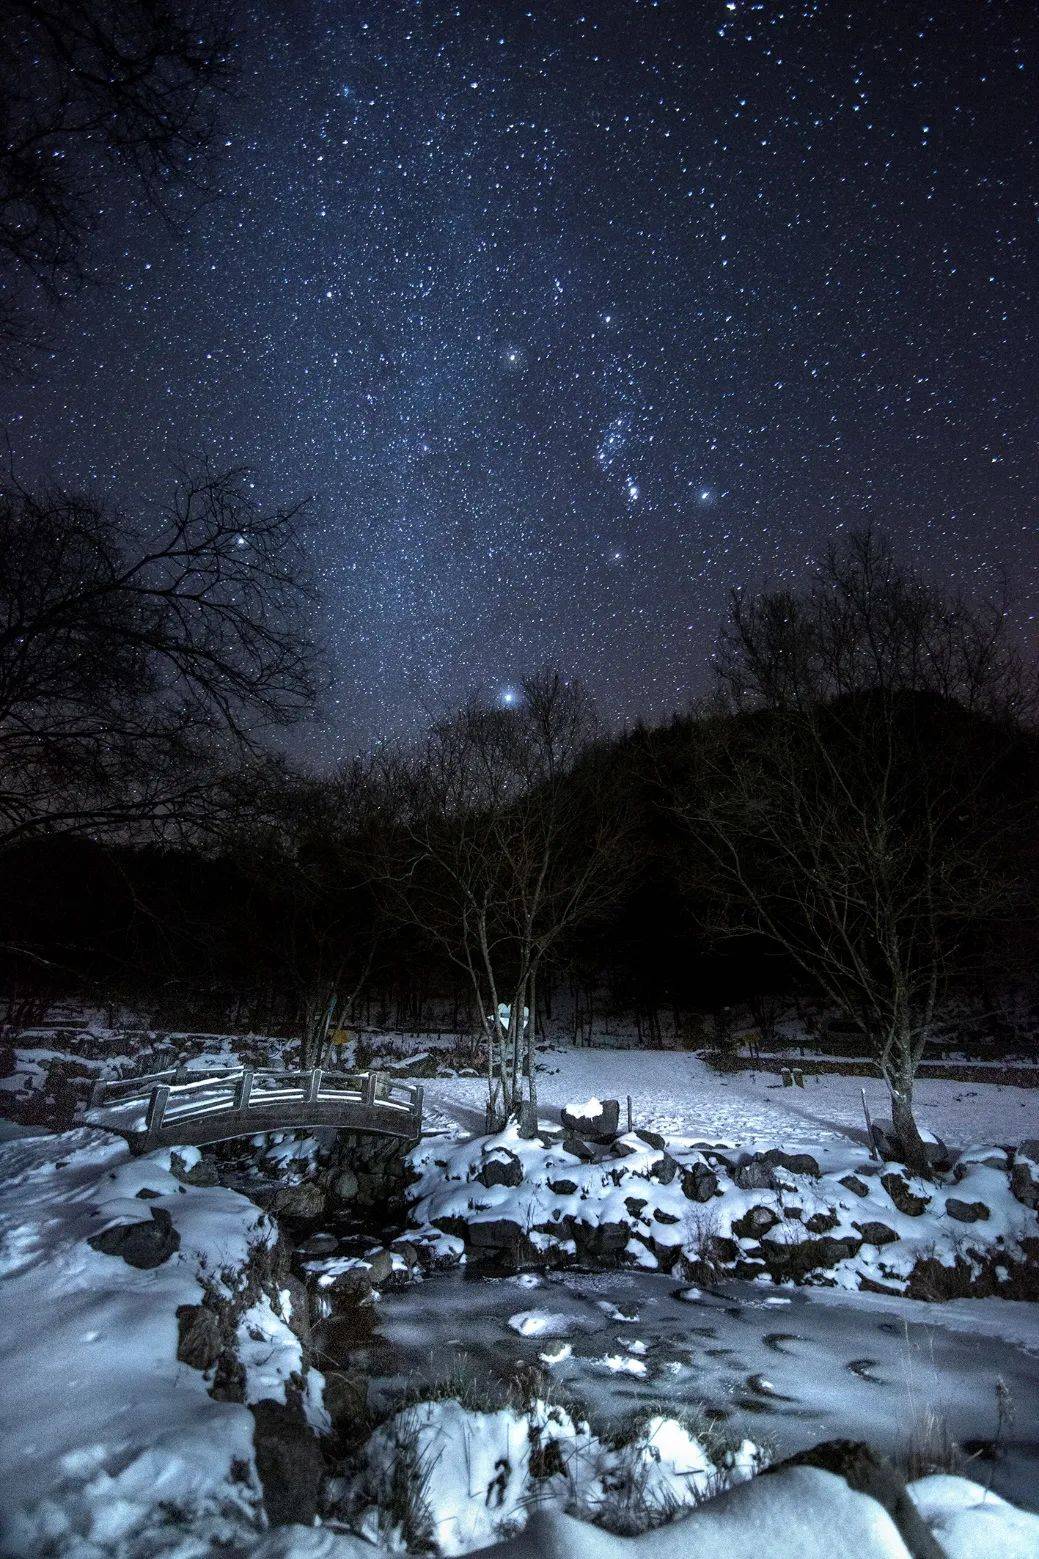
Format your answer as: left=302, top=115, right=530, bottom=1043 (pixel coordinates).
left=560, top=1098, right=620, bottom=1144
left=635, top=1128, right=666, bottom=1151
left=323, top=1369, right=367, bottom=1439
left=624, top=1196, right=648, bottom=1220
left=176, top=1303, right=222, bottom=1371
left=764, top=1234, right=861, bottom=1277
left=477, top=1150, right=524, bottom=1189
left=328, top=1167, right=359, bottom=1203
left=466, top=1218, right=539, bottom=1268
left=768, top=1440, right=944, bottom=1559
left=547, top=1177, right=578, bottom=1195
left=804, top=1210, right=838, bottom=1234
left=1010, top=1161, right=1039, bottom=1210
left=250, top=1399, right=324, bottom=1527
left=732, top=1205, right=780, bottom=1239
left=839, top=1174, right=869, bottom=1197
left=89, top=1206, right=180, bottom=1269
left=680, top=1163, right=720, bottom=1202
left=363, top=1247, right=395, bottom=1286
left=881, top=1172, right=930, bottom=1217
left=762, top=1148, right=821, bottom=1178
left=268, top=1181, right=326, bottom=1221
left=170, top=1153, right=220, bottom=1188
left=945, top=1198, right=990, bottom=1224
left=649, top=1154, right=679, bottom=1186
left=1016, top=1139, right=1039, bottom=1166
left=297, top=1232, right=339, bottom=1257
left=572, top=1219, right=630, bottom=1262
left=856, top=1221, right=899, bottom=1246
left=560, top=1133, right=598, bottom=1163
left=732, top=1157, right=780, bottom=1192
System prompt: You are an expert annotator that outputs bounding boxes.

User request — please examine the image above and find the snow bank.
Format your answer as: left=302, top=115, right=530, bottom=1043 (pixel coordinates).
left=0, top=1128, right=324, bottom=1557
left=908, top=1474, right=1039, bottom=1559
left=406, top=1125, right=1039, bottom=1295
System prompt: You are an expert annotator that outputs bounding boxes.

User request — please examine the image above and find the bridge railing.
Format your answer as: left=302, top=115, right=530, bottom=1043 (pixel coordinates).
left=87, top=1065, right=423, bottom=1146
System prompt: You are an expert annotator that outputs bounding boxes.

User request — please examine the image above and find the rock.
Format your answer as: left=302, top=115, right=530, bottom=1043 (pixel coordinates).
left=547, top=1177, right=578, bottom=1195
left=945, top=1198, right=990, bottom=1224
left=389, top=1239, right=419, bottom=1270
left=764, top=1235, right=861, bottom=1276
left=680, top=1163, right=720, bottom=1202
left=297, top=1232, right=339, bottom=1257
left=805, top=1210, right=838, bottom=1234
left=881, top=1172, right=930, bottom=1217
left=476, top=1149, right=524, bottom=1189
left=1010, top=1161, right=1039, bottom=1210
left=732, top=1157, right=779, bottom=1192
left=624, top=1196, right=648, bottom=1219
left=732, top=1205, right=780, bottom=1239
left=856, top=1221, right=899, bottom=1246
left=268, top=1181, right=326, bottom=1221
left=839, top=1174, right=869, bottom=1197
left=560, top=1133, right=598, bottom=1163
left=323, top=1369, right=367, bottom=1437
left=176, top=1303, right=222, bottom=1371
left=652, top=1207, right=679, bottom=1224
left=328, top=1167, right=359, bottom=1203
left=635, top=1128, right=666, bottom=1151
left=313, top=1305, right=380, bottom=1365
left=649, top=1154, right=679, bottom=1186
left=279, top=1275, right=311, bottom=1344
left=89, top=1206, right=180, bottom=1269
left=768, top=1440, right=944, bottom=1559
left=250, top=1398, right=324, bottom=1527
left=560, top=1098, right=620, bottom=1144
left=610, top=1138, right=638, bottom=1158
left=363, top=1247, right=395, bottom=1286
left=466, top=1218, right=538, bottom=1268
left=572, top=1220, right=630, bottom=1262
left=1016, top=1139, right=1039, bottom=1166
left=169, top=1153, right=220, bottom=1188
left=762, top=1148, right=821, bottom=1178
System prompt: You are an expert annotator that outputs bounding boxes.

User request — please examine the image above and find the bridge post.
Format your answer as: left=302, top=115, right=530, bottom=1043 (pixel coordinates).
left=89, top=1078, right=106, bottom=1109
left=412, top=1084, right=423, bottom=1135
left=363, top=1070, right=383, bottom=1106
left=233, top=1067, right=253, bottom=1111
left=306, top=1067, right=322, bottom=1103
left=144, top=1084, right=170, bottom=1144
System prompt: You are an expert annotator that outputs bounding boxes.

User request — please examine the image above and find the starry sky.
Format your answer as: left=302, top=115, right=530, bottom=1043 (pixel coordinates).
left=3, top=0, right=1036, bottom=761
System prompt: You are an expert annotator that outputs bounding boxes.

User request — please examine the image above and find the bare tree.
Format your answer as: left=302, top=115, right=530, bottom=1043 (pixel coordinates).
left=379, top=671, right=627, bottom=1132
left=1, top=0, right=236, bottom=361
left=0, top=463, right=319, bottom=849
left=676, top=534, right=1035, bottom=1171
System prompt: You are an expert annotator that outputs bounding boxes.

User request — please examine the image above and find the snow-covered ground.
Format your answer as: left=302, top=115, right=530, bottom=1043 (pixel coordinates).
left=424, top=1045, right=1039, bottom=1148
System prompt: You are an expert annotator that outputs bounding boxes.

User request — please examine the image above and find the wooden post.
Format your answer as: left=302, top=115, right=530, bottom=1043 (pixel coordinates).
left=174, top=1065, right=188, bottom=1087
left=145, top=1085, right=170, bottom=1143
left=413, top=1084, right=424, bottom=1135
left=89, top=1078, right=106, bottom=1109
left=306, top=1067, right=322, bottom=1103
left=626, top=1094, right=633, bottom=1133
left=233, top=1068, right=253, bottom=1111
left=363, top=1070, right=382, bottom=1106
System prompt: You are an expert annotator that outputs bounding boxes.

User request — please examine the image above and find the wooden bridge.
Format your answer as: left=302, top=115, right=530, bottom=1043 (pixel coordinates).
left=86, top=1066, right=423, bottom=1153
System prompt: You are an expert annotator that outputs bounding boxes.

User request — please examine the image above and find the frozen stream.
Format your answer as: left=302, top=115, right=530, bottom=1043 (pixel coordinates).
left=341, top=1267, right=1039, bottom=1512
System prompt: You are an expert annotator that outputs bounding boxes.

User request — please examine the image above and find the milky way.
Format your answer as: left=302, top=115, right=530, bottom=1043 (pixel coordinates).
left=2, top=0, right=1035, bottom=760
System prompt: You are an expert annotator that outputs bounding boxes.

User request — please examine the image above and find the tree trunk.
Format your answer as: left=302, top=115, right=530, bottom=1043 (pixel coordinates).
left=519, top=972, right=538, bottom=1138
left=888, top=1077, right=930, bottom=1174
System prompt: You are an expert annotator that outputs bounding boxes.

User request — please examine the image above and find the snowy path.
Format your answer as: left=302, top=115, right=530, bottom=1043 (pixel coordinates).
left=425, top=1046, right=1039, bottom=1149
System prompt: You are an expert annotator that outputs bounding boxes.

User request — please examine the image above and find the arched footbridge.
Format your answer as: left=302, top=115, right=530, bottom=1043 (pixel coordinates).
left=86, top=1066, right=423, bottom=1153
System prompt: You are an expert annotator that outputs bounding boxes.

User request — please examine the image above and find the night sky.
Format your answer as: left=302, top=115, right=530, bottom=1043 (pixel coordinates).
left=3, top=0, right=1036, bottom=761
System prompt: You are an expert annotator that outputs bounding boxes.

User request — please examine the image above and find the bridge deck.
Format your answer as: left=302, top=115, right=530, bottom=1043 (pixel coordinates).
left=85, top=1066, right=422, bottom=1152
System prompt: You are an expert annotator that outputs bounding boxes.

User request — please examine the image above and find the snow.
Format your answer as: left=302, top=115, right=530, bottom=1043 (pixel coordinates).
left=0, top=1128, right=324, bottom=1557
left=426, top=1045, right=1039, bottom=1149
left=908, top=1474, right=1039, bottom=1559
left=566, top=1097, right=604, bottom=1119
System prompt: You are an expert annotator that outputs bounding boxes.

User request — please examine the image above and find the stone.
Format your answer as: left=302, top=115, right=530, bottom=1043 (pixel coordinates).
left=680, top=1163, right=719, bottom=1203
left=176, top=1303, right=222, bottom=1371
left=560, top=1133, right=597, bottom=1163
left=881, top=1172, right=930, bottom=1217
left=635, top=1128, right=666, bottom=1151
left=653, top=1207, right=680, bottom=1224
left=1010, top=1161, right=1039, bottom=1210
left=805, top=1210, right=838, bottom=1234
left=323, top=1369, right=367, bottom=1436
left=1016, top=1139, right=1039, bottom=1166
left=762, top=1148, right=821, bottom=1178
left=89, top=1206, right=180, bottom=1269
left=169, top=1153, right=220, bottom=1188
left=768, top=1440, right=944, bottom=1559
left=279, top=1275, right=311, bottom=1344
left=732, top=1158, right=779, bottom=1192
left=389, top=1239, right=419, bottom=1270
left=250, top=1399, right=324, bottom=1527
left=945, top=1198, right=990, bottom=1224
left=624, top=1196, right=648, bottom=1219
left=839, top=1174, right=869, bottom=1197
left=297, top=1232, right=339, bottom=1257
left=856, top=1221, right=899, bottom=1246
left=466, top=1218, right=538, bottom=1268
left=476, top=1150, right=524, bottom=1189
left=328, top=1167, right=359, bottom=1203
left=572, top=1219, right=630, bottom=1262
left=649, top=1154, right=679, bottom=1186
left=732, top=1205, right=780, bottom=1239
left=764, top=1234, right=862, bottom=1276
left=314, top=1305, right=380, bottom=1365
left=363, top=1247, right=395, bottom=1286
left=560, top=1098, right=620, bottom=1143
left=547, top=1177, right=578, bottom=1195
left=268, top=1181, right=326, bottom=1221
